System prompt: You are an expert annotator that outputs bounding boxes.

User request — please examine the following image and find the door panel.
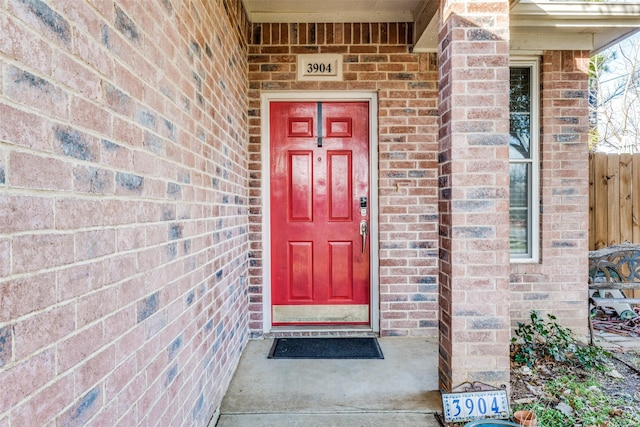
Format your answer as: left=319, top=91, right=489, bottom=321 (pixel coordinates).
left=329, top=241, right=353, bottom=299
left=270, top=101, right=370, bottom=325
left=288, top=241, right=313, bottom=300
left=289, top=151, right=313, bottom=221
left=328, top=151, right=352, bottom=221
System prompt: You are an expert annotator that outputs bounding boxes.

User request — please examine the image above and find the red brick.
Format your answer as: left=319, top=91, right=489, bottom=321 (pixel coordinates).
left=13, top=303, right=75, bottom=358
left=59, top=386, right=102, bottom=427
left=87, top=398, right=119, bottom=427
left=57, top=261, right=105, bottom=301
left=146, top=387, right=171, bottom=425
left=135, top=201, right=166, bottom=224
left=75, top=229, right=116, bottom=261
left=5, top=65, right=69, bottom=119
left=116, top=226, right=146, bottom=252
left=0, top=104, right=51, bottom=152
left=77, top=286, right=118, bottom=327
left=0, top=13, right=53, bottom=75
left=104, top=305, right=137, bottom=347
left=133, top=150, right=159, bottom=176
left=54, top=125, right=101, bottom=162
left=115, top=372, right=145, bottom=419
left=0, top=272, right=56, bottom=322
left=73, top=165, right=115, bottom=194
left=55, top=198, right=104, bottom=229
left=101, top=139, right=133, bottom=169
left=0, top=349, right=55, bottom=413
left=7, top=0, right=72, bottom=44
left=115, top=323, right=145, bottom=365
left=145, top=224, right=166, bottom=246
left=101, top=199, right=137, bottom=226
left=114, top=403, right=138, bottom=427
left=138, top=376, right=164, bottom=419
left=0, top=323, right=11, bottom=368
left=73, top=27, right=115, bottom=77
left=57, top=323, right=104, bottom=372
left=112, top=116, right=144, bottom=148
left=141, top=177, right=164, bottom=198
left=9, top=151, right=72, bottom=191
left=75, top=346, right=115, bottom=392
left=105, top=253, right=137, bottom=284
left=10, top=373, right=75, bottom=427
left=114, top=61, right=145, bottom=101
left=118, top=276, right=146, bottom=310
left=52, top=51, right=102, bottom=100
left=145, top=351, right=169, bottom=387
left=105, top=354, right=136, bottom=399
left=71, top=96, right=111, bottom=134
left=12, top=232, right=74, bottom=274
left=0, top=239, right=8, bottom=277
left=49, top=0, right=104, bottom=37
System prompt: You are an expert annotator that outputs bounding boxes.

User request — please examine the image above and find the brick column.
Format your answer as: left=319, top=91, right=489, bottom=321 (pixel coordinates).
left=437, top=0, right=511, bottom=390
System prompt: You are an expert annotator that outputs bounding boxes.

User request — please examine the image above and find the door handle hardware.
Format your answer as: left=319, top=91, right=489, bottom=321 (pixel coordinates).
left=359, top=220, right=368, bottom=254
left=359, top=196, right=367, bottom=216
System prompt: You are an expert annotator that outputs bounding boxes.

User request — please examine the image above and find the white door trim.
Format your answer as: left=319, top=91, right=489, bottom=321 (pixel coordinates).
left=261, top=91, right=379, bottom=334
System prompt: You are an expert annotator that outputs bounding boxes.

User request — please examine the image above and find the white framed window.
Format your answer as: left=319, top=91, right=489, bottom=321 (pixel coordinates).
left=509, top=58, right=540, bottom=262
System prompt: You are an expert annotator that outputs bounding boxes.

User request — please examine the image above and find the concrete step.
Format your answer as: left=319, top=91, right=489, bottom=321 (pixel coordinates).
left=217, top=411, right=441, bottom=427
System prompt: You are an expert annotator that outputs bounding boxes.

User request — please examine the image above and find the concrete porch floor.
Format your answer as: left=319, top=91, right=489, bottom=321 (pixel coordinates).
left=215, top=337, right=443, bottom=426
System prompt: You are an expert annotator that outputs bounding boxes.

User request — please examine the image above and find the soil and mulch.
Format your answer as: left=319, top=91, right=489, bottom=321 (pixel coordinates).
left=508, top=310, right=640, bottom=427
left=510, top=348, right=640, bottom=417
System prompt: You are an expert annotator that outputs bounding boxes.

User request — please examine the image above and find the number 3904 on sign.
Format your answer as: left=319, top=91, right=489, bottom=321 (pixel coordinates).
left=441, top=389, right=509, bottom=423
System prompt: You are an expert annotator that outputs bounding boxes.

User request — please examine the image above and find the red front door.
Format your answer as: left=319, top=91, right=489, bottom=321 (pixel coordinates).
left=270, top=101, right=370, bottom=325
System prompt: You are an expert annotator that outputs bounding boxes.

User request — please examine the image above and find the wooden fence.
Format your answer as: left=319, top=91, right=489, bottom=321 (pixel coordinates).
left=589, top=152, right=640, bottom=250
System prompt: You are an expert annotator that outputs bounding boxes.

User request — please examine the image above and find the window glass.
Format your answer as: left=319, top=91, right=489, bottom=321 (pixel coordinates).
left=509, top=64, right=537, bottom=260
left=510, top=114, right=530, bottom=159
left=510, top=68, right=531, bottom=112
left=510, top=163, right=529, bottom=255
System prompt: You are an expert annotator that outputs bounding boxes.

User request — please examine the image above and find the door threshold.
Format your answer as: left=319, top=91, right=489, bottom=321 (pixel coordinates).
left=265, top=325, right=377, bottom=338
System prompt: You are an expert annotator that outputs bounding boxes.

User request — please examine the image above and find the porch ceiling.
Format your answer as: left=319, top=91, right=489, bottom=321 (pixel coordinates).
left=511, top=0, right=640, bottom=53
left=241, top=0, right=640, bottom=54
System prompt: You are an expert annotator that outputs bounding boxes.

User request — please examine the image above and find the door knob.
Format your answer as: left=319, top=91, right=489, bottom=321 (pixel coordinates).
left=359, top=220, right=368, bottom=254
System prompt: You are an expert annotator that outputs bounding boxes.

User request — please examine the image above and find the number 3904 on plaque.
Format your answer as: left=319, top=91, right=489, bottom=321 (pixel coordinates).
left=441, top=389, right=509, bottom=423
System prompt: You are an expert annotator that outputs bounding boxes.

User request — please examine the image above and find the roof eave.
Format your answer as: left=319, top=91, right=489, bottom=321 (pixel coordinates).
left=510, top=0, right=640, bottom=53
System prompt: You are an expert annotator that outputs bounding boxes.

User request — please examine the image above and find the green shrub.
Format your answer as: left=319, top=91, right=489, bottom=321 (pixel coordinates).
left=510, top=310, right=610, bottom=371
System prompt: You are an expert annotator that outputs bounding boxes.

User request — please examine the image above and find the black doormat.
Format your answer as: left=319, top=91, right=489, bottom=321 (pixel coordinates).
left=268, top=337, right=384, bottom=359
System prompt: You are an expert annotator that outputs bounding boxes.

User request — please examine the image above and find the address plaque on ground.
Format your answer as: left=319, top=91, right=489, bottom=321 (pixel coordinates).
left=297, top=54, right=343, bottom=81
left=441, top=383, right=510, bottom=423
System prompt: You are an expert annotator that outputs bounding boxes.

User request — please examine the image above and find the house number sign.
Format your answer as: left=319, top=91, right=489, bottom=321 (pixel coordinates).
left=297, top=54, right=343, bottom=81
left=306, top=62, right=334, bottom=74
left=441, top=389, right=509, bottom=422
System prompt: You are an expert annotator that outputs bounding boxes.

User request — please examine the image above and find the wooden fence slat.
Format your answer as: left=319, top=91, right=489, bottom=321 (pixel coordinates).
left=633, top=154, right=640, bottom=244
left=607, top=154, right=621, bottom=247
left=592, top=154, right=608, bottom=249
left=620, top=153, right=633, bottom=243
left=589, top=153, right=596, bottom=250
left=593, top=153, right=609, bottom=249
left=634, top=154, right=640, bottom=298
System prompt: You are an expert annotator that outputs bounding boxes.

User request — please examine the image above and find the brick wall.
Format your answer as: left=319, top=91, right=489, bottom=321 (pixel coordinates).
left=437, top=1, right=512, bottom=390
left=0, top=0, right=249, bottom=425
left=509, top=50, right=591, bottom=336
left=246, top=23, right=441, bottom=337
